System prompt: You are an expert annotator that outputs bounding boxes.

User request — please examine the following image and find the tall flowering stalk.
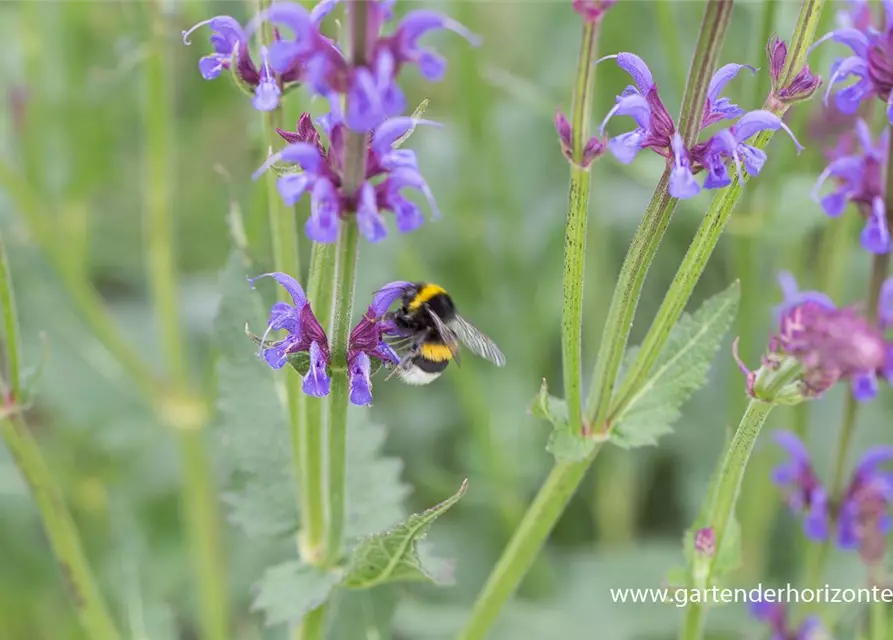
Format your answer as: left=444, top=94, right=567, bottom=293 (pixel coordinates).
left=186, top=1, right=477, bottom=636
left=460, top=1, right=829, bottom=638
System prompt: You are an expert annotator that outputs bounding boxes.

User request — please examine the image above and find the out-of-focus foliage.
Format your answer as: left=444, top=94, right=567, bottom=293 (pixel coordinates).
left=1, top=0, right=891, bottom=639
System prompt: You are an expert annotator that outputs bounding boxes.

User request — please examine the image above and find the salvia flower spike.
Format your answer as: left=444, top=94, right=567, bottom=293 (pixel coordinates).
left=597, top=53, right=801, bottom=198
left=772, top=431, right=893, bottom=565
left=247, top=272, right=331, bottom=397
left=813, top=119, right=891, bottom=253
left=253, top=113, right=442, bottom=243
left=737, top=273, right=893, bottom=402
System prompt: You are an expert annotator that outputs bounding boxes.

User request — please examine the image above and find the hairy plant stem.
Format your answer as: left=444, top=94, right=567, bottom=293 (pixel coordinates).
left=459, top=6, right=732, bottom=639
left=607, top=0, right=826, bottom=423
left=585, top=0, right=733, bottom=430
left=562, top=19, right=600, bottom=434
left=680, top=399, right=775, bottom=640
left=144, top=7, right=228, bottom=640
left=0, top=231, right=120, bottom=639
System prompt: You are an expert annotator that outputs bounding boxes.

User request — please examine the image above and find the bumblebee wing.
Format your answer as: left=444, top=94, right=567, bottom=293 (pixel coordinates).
left=448, top=315, right=505, bottom=367
left=425, top=307, right=462, bottom=366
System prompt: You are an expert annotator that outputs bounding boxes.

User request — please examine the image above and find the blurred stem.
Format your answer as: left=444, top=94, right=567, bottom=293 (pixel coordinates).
left=0, top=235, right=21, bottom=400
left=144, top=7, right=227, bottom=640
left=656, top=0, right=686, bottom=94
left=457, top=447, right=602, bottom=640
left=873, top=602, right=888, bottom=640
left=680, top=399, right=774, bottom=640
left=817, top=214, right=858, bottom=302
left=0, top=162, right=159, bottom=400
left=0, top=236, right=119, bottom=639
left=608, top=0, right=827, bottom=424
left=460, top=7, right=734, bottom=637
left=2, top=417, right=121, bottom=640
left=562, top=19, right=600, bottom=434
left=586, top=0, right=733, bottom=430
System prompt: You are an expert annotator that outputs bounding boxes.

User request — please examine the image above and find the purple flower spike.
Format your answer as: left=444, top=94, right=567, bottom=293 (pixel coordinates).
left=772, top=431, right=831, bottom=541
left=349, top=352, right=374, bottom=406
left=182, top=16, right=246, bottom=81
left=248, top=271, right=331, bottom=397
left=861, top=196, right=891, bottom=253
left=701, top=63, right=757, bottom=128
left=669, top=133, right=699, bottom=199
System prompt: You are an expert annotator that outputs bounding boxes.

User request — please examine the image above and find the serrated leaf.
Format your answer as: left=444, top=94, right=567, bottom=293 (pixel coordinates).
left=531, top=379, right=596, bottom=462
left=252, top=560, right=342, bottom=627
left=342, top=480, right=468, bottom=589
left=611, top=281, right=740, bottom=448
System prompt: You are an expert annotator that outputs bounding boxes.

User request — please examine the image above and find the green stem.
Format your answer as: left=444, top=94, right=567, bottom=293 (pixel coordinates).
left=608, top=0, right=827, bottom=423
left=0, top=234, right=21, bottom=399
left=680, top=399, right=774, bottom=640
left=585, top=0, right=733, bottom=429
left=872, top=602, right=888, bottom=640
left=456, top=449, right=601, bottom=640
left=325, top=220, right=360, bottom=566
left=562, top=19, right=600, bottom=433
left=2, top=418, right=121, bottom=640
left=144, top=7, right=227, bottom=639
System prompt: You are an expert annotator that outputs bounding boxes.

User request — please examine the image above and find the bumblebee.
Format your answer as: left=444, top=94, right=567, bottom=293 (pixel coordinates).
left=384, top=282, right=505, bottom=384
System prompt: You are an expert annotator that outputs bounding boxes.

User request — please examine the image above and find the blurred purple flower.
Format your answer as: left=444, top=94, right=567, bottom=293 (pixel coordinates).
left=693, top=527, right=715, bottom=557
left=772, top=431, right=893, bottom=565
left=572, top=0, right=617, bottom=23
left=253, top=113, right=441, bottom=243
left=750, top=598, right=824, bottom=639
left=598, top=53, right=801, bottom=198
left=247, top=272, right=331, bottom=396
left=772, top=431, right=830, bottom=540
left=813, top=119, right=890, bottom=253
left=812, top=0, right=893, bottom=123
left=345, top=281, right=408, bottom=406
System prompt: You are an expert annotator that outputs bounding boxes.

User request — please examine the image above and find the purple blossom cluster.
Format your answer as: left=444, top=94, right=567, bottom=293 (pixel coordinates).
left=750, top=599, right=824, bottom=640
left=183, top=0, right=478, bottom=244
left=772, top=431, right=893, bottom=565
left=182, top=0, right=478, bottom=127
left=249, top=272, right=411, bottom=406
left=597, top=52, right=804, bottom=199
left=813, top=0, right=893, bottom=124
left=736, top=273, right=893, bottom=401
left=253, top=113, right=440, bottom=243
left=813, top=119, right=891, bottom=253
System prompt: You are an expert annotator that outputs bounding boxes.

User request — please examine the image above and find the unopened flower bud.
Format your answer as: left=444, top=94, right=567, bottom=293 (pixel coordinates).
left=766, top=35, right=822, bottom=108
left=572, top=0, right=618, bottom=23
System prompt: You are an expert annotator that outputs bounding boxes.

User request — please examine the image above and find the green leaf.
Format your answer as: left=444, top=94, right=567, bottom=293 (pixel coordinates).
left=342, top=480, right=468, bottom=589
left=214, top=250, right=298, bottom=538
left=611, top=281, right=740, bottom=449
left=531, top=379, right=597, bottom=462
left=252, top=561, right=342, bottom=627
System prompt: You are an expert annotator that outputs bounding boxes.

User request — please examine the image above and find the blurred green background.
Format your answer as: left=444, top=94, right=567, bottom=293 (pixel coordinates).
left=1, top=0, right=890, bottom=638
